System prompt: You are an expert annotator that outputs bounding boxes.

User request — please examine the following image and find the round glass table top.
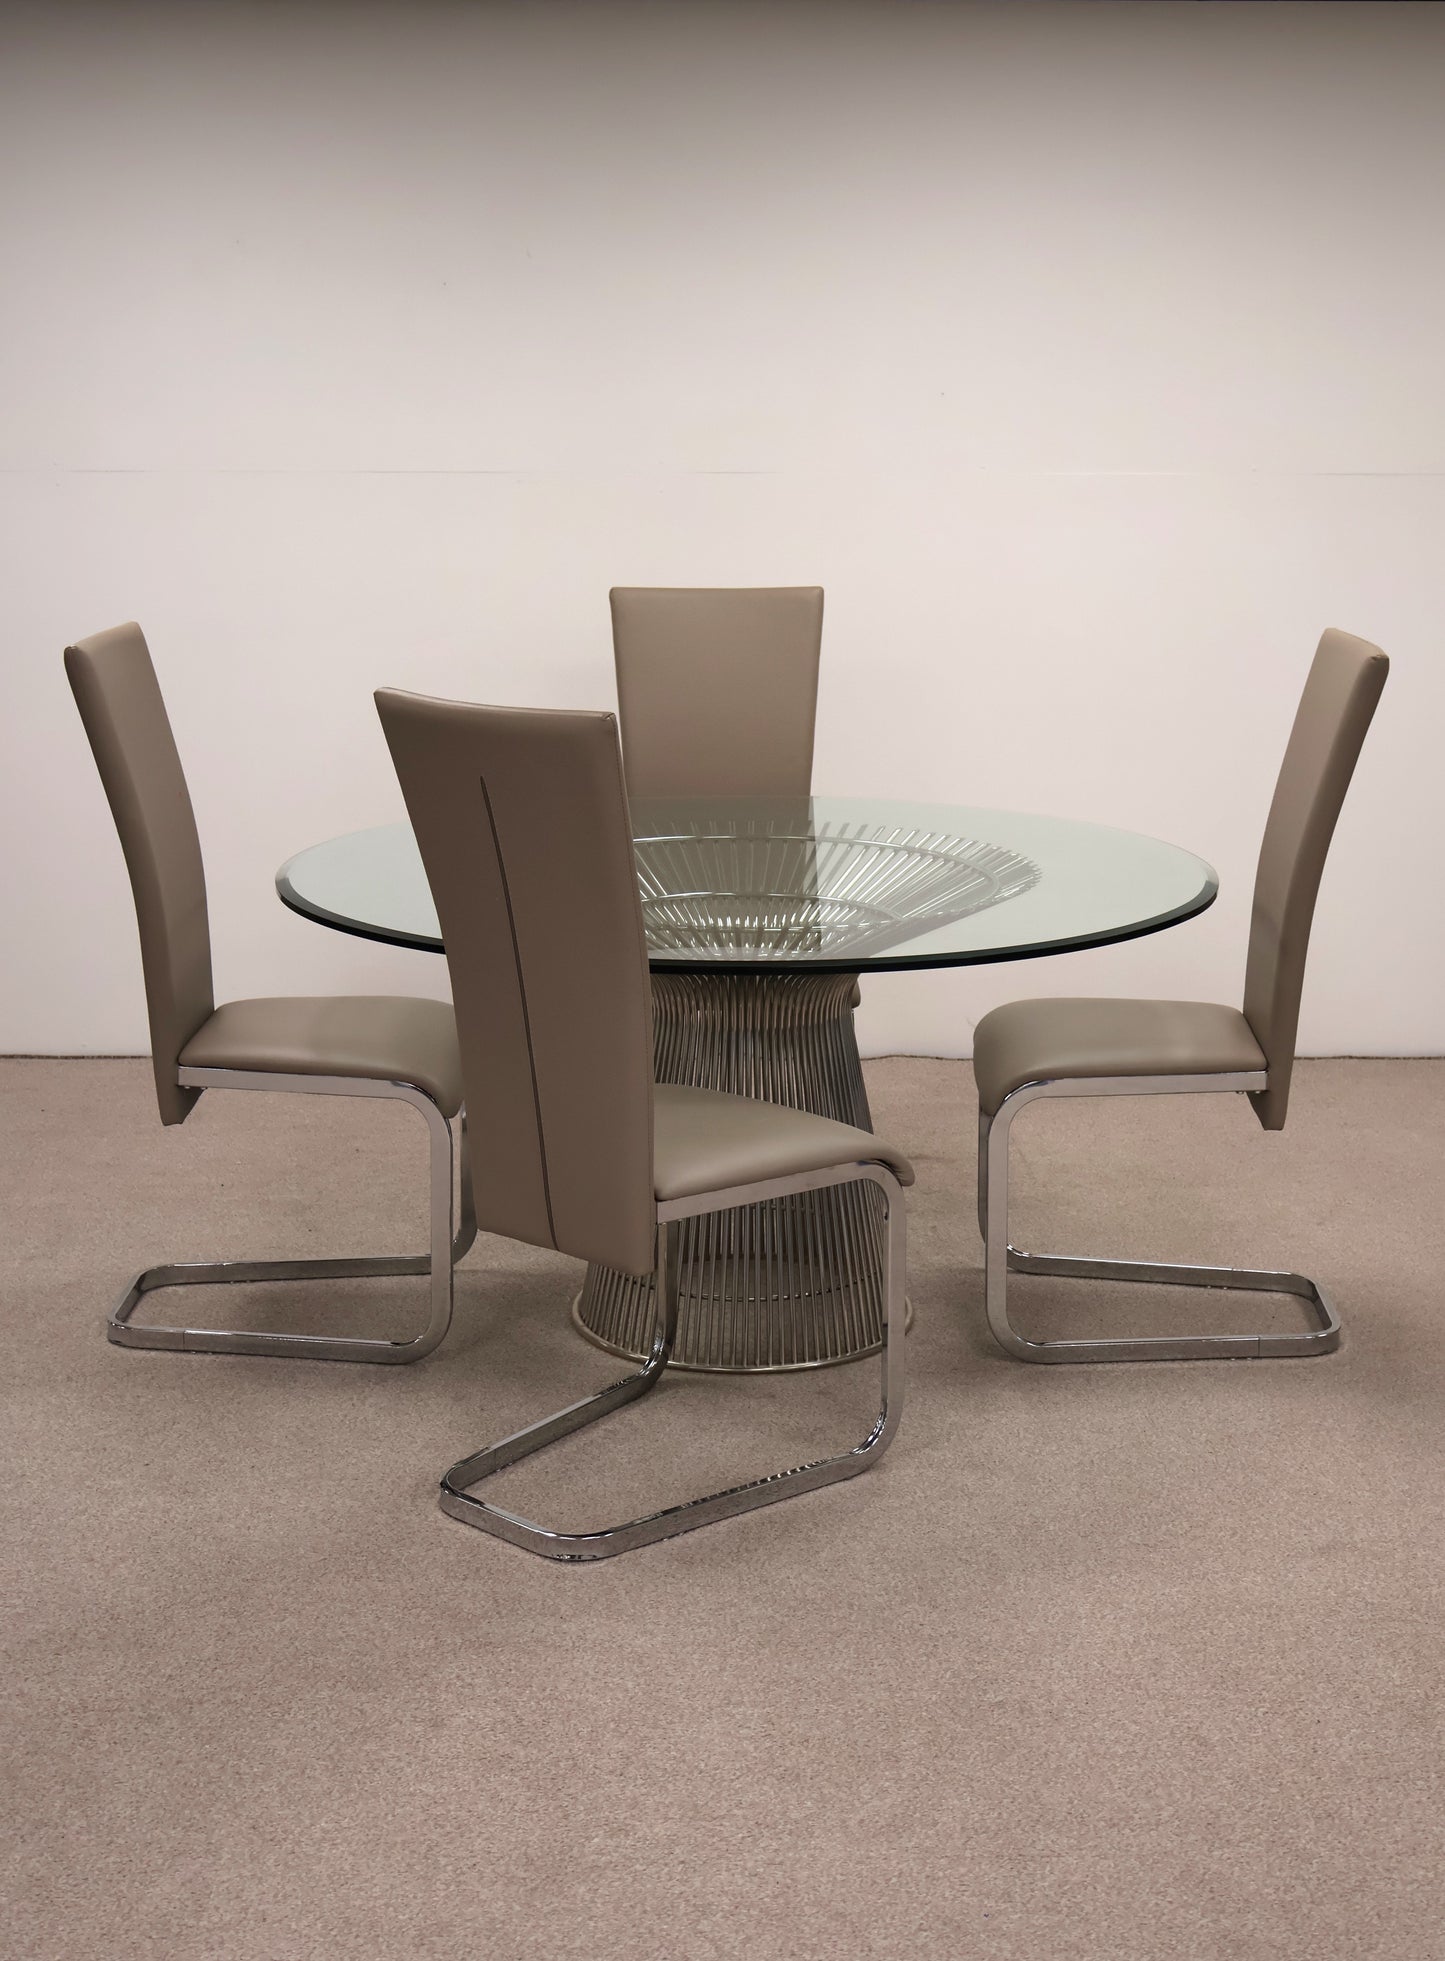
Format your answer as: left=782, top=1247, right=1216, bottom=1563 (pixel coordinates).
left=277, top=796, right=1216, bottom=973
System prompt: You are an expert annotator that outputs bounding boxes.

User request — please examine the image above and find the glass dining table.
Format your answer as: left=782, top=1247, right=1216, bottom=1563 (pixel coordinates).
left=278, top=796, right=1216, bottom=1373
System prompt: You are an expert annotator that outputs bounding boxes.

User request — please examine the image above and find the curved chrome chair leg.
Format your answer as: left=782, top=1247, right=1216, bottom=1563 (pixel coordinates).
left=440, top=1163, right=907, bottom=1560
left=108, top=1067, right=467, bottom=1365
left=979, top=1074, right=1340, bottom=1364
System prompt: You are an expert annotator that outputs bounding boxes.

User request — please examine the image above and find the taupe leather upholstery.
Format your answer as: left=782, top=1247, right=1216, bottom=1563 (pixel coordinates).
left=1243, top=629, right=1389, bottom=1128
left=377, top=693, right=661, bottom=1277
left=376, top=690, right=912, bottom=1279
left=611, top=584, right=867, bottom=1006
left=611, top=586, right=824, bottom=798
left=65, top=624, right=214, bottom=1125
left=66, top=622, right=464, bottom=1131
left=972, top=629, right=1387, bottom=1130
left=181, top=997, right=464, bottom=1117
left=654, top=1082, right=913, bottom=1200
left=972, top=999, right=1266, bottom=1119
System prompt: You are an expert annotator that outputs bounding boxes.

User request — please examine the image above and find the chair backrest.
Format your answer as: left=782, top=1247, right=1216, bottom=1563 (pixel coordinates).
left=376, top=690, right=658, bottom=1277
left=610, top=586, right=824, bottom=798
left=1243, top=628, right=1388, bottom=1130
left=64, top=623, right=214, bottom=1127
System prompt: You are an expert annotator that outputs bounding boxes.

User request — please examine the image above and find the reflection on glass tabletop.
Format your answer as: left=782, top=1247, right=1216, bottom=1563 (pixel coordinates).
left=277, top=795, right=1217, bottom=973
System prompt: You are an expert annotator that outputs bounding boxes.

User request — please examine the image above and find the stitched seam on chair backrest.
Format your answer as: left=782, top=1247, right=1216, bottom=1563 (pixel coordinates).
left=478, top=768, right=558, bottom=1248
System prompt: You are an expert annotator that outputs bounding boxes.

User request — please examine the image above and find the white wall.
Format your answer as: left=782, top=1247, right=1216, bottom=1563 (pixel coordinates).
left=3, top=0, right=1440, bottom=1058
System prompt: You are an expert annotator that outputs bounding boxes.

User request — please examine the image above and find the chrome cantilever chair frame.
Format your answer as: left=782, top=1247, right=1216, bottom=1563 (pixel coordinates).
left=440, top=1159, right=905, bottom=1561
left=109, top=1065, right=477, bottom=1364
left=978, top=1072, right=1339, bottom=1364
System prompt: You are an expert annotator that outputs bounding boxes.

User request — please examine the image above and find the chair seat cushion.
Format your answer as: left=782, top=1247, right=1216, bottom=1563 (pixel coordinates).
left=180, top=997, right=463, bottom=1116
left=652, top=1082, right=913, bottom=1202
left=972, top=998, right=1266, bottom=1118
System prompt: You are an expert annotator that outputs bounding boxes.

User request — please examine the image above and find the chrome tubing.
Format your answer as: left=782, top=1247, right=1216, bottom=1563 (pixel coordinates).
left=440, top=1161, right=907, bottom=1560
left=107, top=1067, right=474, bottom=1364
left=978, top=1072, right=1340, bottom=1364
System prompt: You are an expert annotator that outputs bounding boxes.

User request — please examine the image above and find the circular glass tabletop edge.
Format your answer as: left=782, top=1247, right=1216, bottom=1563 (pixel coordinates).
left=276, top=862, right=446, bottom=955
left=275, top=819, right=1219, bottom=975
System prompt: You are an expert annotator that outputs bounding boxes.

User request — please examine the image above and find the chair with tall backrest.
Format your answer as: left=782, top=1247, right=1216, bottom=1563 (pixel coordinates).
left=609, top=584, right=868, bottom=1015
left=973, top=628, right=1388, bottom=1363
left=375, top=687, right=912, bottom=1560
left=66, top=622, right=475, bottom=1362
left=610, top=585, right=824, bottom=798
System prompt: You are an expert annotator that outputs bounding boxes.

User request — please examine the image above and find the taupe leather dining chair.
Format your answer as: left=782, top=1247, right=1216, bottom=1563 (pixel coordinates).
left=610, top=585, right=866, bottom=1008
left=65, top=622, right=475, bottom=1362
left=610, top=586, right=824, bottom=798
left=973, top=628, right=1388, bottom=1363
left=375, top=687, right=912, bottom=1560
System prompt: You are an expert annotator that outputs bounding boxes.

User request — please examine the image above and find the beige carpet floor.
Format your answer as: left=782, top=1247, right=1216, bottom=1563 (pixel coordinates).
left=3, top=1055, right=1444, bottom=1961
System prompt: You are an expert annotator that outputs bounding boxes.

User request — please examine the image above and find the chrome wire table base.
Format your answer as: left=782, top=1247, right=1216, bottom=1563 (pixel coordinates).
left=573, top=972, right=908, bottom=1371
